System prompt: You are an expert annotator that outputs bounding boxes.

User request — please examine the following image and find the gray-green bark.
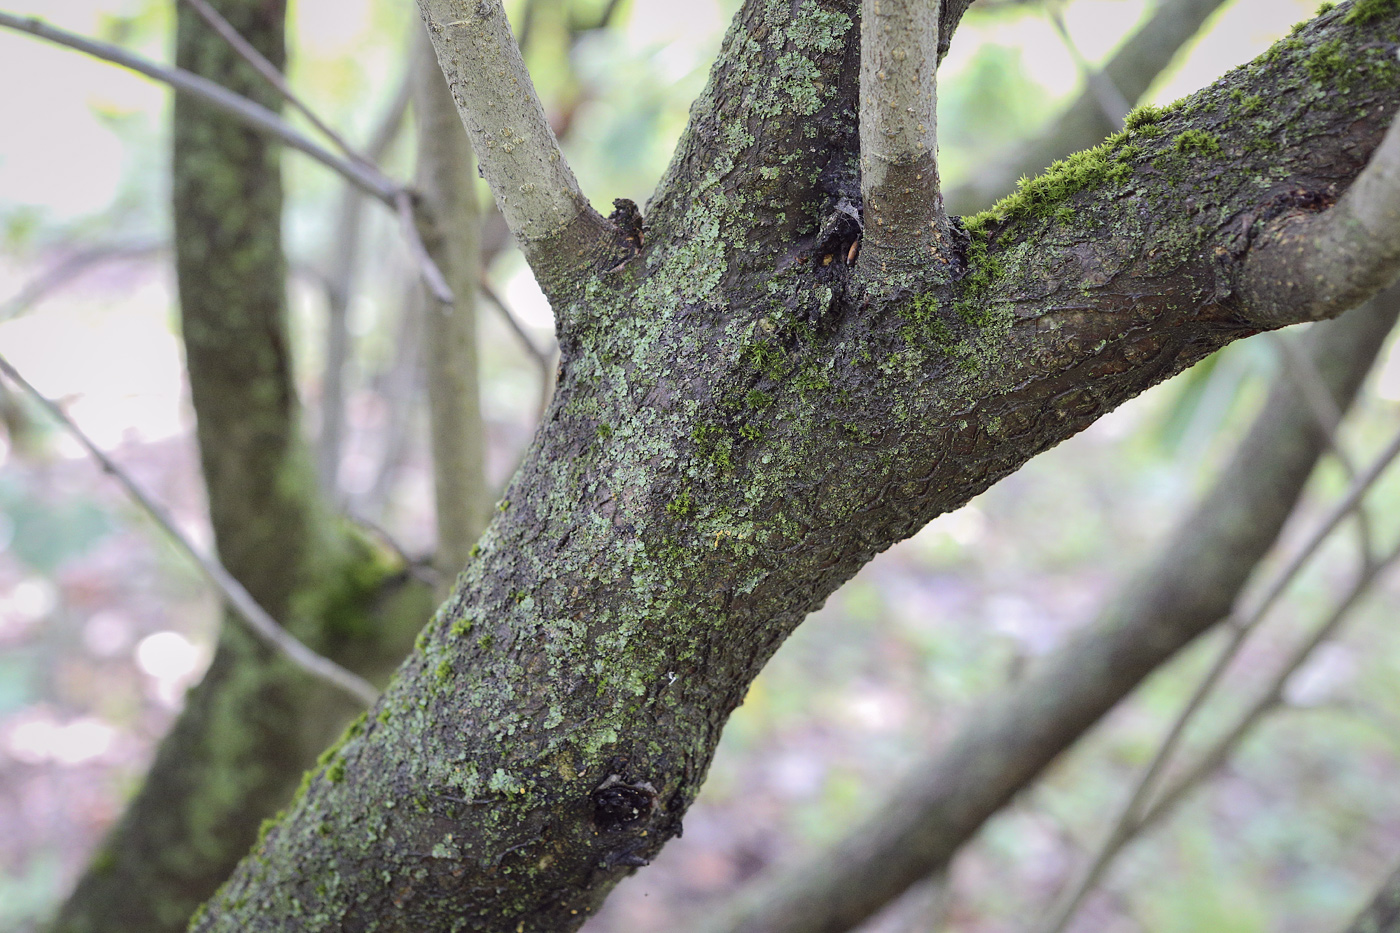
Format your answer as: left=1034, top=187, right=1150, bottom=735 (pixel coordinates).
left=192, top=3, right=1400, bottom=931
left=47, top=4, right=434, bottom=932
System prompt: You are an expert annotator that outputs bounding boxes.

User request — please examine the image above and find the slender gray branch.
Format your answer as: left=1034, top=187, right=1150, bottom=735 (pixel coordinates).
left=1244, top=109, right=1400, bottom=324
left=858, top=0, right=948, bottom=269
left=182, top=0, right=365, bottom=164
left=0, top=352, right=379, bottom=707
left=0, top=12, right=396, bottom=204
left=318, top=73, right=413, bottom=494
left=414, top=0, right=606, bottom=275
left=1036, top=450, right=1400, bottom=933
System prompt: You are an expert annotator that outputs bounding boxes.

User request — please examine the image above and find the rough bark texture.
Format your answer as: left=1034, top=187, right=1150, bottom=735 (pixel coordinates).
left=47, top=4, right=433, bottom=932
left=705, top=284, right=1400, bottom=933
left=191, top=3, right=1400, bottom=931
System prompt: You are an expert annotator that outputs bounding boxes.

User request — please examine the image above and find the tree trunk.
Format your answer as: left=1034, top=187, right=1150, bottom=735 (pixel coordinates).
left=192, top=2, right=1400, bottom=930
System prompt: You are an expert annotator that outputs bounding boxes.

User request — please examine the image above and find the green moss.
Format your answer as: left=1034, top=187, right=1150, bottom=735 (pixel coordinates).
left=326, top=759, right=347, bottom=784
left=970, top=136, right=1136, bottom=229
left=1317, top=1, right=1335, bottom=12
left=449, top=616, right=475, bottom=637
left=666, top=488, right=695, bottom=518
left=739, top=423, right=762, bottom=441
left=1305, top=37, right=1349, bottom=80
left=1173, top=129, right=1223, bottom=157
left=435, top=659, right=453, bottom=684
left=1123, top=103, right=1165, bottom=130
left=1229, top=89, right=1264, bottom=115
left=744, top=389, right=773, bottom=409
left=1346, top=0, right=1398, bottom=25
left=596, top=423, right=613, bottom=441
left=497, top=499, right=510, bottom=512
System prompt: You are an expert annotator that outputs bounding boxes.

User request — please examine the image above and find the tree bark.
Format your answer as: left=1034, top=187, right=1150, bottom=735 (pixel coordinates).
left=192, top=3, right=1400, bottom=930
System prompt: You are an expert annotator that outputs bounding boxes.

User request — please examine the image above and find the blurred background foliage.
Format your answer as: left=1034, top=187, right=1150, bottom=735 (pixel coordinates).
left=3, top=0, right=1400, bottom=931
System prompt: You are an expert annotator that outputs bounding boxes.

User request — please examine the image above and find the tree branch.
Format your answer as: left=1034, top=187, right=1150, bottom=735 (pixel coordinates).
left=1036, top=436, right=1400, bottom=933
left=414, top=0, right=613, bottom=303
left=411, top=24, right=491, bottom=585
left=181, top=0, right=366, bottom=164
left=858, top=0, right=949, bottom=273
left=0, top=11, right=396, bottom=204
left=703, top=287, right=1400, bottom=933
left=0, top=353, right=377, bottom=706
left=1243, top=106, right=1400, bottom=325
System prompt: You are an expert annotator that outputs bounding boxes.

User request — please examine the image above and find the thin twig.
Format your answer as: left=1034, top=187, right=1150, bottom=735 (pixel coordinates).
left=0, top=352, right=379, bottom=707
left=480, top=281, right=551, bottom=368
left=0, top=11, right=395, bottom=204
left=1267, top=330, right=1376, bottom=563
left=396, top=191, right=456, bottom=305
left=1036, top=424, right=1400, bottom=933
left=348, top=511, right=441, bottom=588
left=1047, top=2, right=1130, bottom=125
left=0, top=240, right=166, bottom=322
left=1036, top=535, right=1400, bottom=933
left=181, top=0, right=366, bottom=165
left=0, top=11, right=454, bottom=310
left=1136, top=537, right=1400, bottom=831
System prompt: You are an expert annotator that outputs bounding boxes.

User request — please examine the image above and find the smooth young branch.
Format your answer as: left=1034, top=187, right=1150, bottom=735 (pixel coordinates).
left=858, top=0, right=948, bottom=270
left=415, top=0, right=611, bottom=292
left=1244, top=106, right=1400, bottom=324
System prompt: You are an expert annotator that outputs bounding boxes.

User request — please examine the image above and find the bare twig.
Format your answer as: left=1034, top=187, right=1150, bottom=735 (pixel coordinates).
left=1267, top=330, right=1375, bottom=562
left=0, top=240, right=165, bottom=322
left=0, top=12, right=395, bottom=204
left=1036, top=424, right=1400, bottom=933
left=1137, top=538, right=1400, bottom=831
left=318, top=74, right=413, bottom=494
left=480, top=281, right=551, bottom=368
left=182, top=0, right=365, bottom=164
left=396, top=191, right=455, bottom=305
left=0, top=12, right=454, bottom=309
left=1046, top=2, right=1130, bottom=125
left=0, top=352, right=379, bottom=707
